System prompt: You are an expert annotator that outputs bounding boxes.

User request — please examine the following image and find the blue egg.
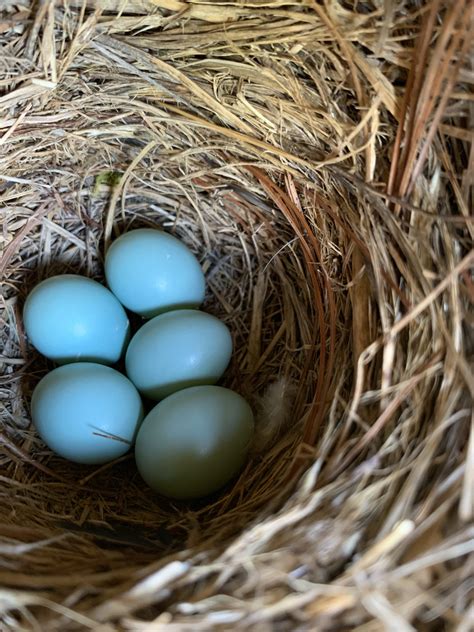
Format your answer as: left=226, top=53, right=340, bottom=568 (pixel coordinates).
left=23, top=275, right=130, bottom=365
left=135, top=386, right=254, bottom=499
left=126, top=310, right=232, bottom=400
left=31, top=363, right=144, bottom=465
left=104, top=228, right=205, bottom=318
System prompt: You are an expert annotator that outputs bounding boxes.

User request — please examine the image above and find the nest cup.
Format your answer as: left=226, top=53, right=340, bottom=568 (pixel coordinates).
left=1, top=2, right=472, bottom=630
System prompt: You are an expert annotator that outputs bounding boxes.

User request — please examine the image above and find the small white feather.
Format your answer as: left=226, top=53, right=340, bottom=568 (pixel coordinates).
left=251, top=377, right=297, bottom=453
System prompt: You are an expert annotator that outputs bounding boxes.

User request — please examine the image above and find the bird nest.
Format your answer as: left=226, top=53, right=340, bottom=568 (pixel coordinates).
left=0, top=1, right=472, bottom=630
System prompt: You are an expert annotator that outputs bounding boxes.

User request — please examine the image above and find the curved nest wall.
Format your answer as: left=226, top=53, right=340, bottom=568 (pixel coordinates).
left=0, top=1, right=472, bottom=630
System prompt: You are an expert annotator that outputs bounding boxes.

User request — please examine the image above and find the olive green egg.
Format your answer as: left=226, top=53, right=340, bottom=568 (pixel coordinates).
left=135, top=386, right=254, bottom=499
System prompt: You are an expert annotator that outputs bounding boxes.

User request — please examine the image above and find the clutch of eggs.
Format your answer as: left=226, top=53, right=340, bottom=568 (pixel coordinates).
left=24, top=228, right=254, bottom=498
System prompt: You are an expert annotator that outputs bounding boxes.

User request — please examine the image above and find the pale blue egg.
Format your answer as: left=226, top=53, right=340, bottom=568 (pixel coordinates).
left=135, top=386, right=254, bottom=499
left=31, top=363, right=144, bottom=465
left=23, top=275, right=130, bottom=365
left=126, top=310, right=232, bottom=400
left=105, top=228, right=205, bottom=318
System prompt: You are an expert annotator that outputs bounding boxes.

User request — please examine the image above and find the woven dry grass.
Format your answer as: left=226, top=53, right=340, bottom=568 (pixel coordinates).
left=1, top=1, right=473, bottom=630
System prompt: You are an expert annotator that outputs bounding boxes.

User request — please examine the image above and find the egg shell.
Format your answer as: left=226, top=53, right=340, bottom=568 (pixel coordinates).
left=125, top=309, right=233, bottom=400
left=135, top=385, right=254, bottom=499
left=104, top=228, right=205, bottom=318
left=31, top=363, right=144, bottom=465
left=23, top=275, right=130, bottom=365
